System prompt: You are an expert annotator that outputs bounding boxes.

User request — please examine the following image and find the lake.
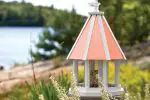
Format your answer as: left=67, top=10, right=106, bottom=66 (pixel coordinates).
left=0, top=27, right=45, bottom=69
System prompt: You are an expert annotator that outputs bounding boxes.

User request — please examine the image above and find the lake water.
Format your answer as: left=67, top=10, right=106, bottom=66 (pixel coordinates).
left=0, top=27, right=45, bottom=69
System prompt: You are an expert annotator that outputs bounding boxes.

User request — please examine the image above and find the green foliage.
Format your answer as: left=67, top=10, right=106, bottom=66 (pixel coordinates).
left=26, top=73, right=71, bottom=100
left=0, top=1, right=45, bottom=26
left=78, top=66, right=84, bottom=83
left=0, top=1, right=78, bottom=27
left=0, top=84, right=30, bottom=100
left=58, top=72, right=71, bottom=91
left=27, top=81, right=58, bottom=100
left=100, top=0, right=150, bottom=45
left=50, top=73, right=80, bottom=100
left=31, top=9, right=84, bottom=61
left=108, top=63, right=150, bottom=96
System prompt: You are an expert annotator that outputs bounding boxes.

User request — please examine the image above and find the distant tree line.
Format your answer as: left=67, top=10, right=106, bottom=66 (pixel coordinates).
left=0, top=1, right=54, bottom=26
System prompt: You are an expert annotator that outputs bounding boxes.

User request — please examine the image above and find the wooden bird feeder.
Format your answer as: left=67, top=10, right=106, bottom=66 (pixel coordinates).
left=67, top=0, right=126, bottom=98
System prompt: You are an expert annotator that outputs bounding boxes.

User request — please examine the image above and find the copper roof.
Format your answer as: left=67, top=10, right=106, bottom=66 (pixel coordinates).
left=67, top=2, right=126, bottom=60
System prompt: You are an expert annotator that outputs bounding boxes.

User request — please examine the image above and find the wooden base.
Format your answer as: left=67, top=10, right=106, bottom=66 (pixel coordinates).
left=69, top=86, right=124, bottom=98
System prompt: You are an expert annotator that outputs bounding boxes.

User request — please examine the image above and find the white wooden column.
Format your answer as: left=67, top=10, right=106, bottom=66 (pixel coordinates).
left=85, top=60, right=90, bottom=88
left=98, top=61, right=103, bottom=80
left=73, top=60, right=78, bottom=84
left=115, top=61, right=120, bottom=87
left=102, top=61, right=108, bottom=88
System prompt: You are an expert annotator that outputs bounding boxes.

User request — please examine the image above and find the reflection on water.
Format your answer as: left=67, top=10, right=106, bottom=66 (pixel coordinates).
left=0, top=27, right=44, bottom=69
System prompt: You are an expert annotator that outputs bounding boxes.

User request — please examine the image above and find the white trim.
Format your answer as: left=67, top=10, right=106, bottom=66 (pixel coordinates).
left=73, top=60, right=78, bottom=84
left=102, top=61, right=108, bottom=88
left=98, top=16, right=110, bottom=60
left=69, top=86, right=124, bottom=97
left=103, top=16, right=126, bottom=60
left=67, top=16, right=91, bottom=59
left=83, top=16, right=96, bottom=60
left=85, top=60, right=90, bottom=88
left=98, top=61, right=103, bottom=80
left=89, top=11, right=104, bottom=15
left=115, top=61, right=120, bottom=86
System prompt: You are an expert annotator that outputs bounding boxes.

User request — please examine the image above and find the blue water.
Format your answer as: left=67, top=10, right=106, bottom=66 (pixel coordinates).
left=0, top=27, right=45, bottom=69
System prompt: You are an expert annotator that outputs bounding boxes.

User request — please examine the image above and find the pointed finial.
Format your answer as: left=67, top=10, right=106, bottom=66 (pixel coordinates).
left=89, top=0, right=104, bottom=15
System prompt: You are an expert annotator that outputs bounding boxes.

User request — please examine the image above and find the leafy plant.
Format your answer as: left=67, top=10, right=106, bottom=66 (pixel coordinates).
left=50, top=72, right=80, bottom=100
left=26, top=72, right=71, bottom=100
left=108, top=63, right=150, bottom=95
left=27, top=81, right=58, bottom=100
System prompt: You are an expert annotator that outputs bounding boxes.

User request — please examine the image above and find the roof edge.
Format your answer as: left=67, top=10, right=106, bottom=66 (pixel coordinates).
left=67, top=16, right=91, bottom=59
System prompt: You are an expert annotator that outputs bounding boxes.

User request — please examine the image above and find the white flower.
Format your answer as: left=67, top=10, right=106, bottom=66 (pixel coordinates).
left=39, top=94, right=44, bottom=100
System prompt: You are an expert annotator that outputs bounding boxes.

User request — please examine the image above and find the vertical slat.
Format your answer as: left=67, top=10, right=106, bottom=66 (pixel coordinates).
left=115, top=61, right=120, bottom=87
left=85, top=60, right=90, bottom=88
left=73, top=60, right=78, bottom=84
left=103, top=61, right=108, bottom=88
left=98, top=61, right=103, bottom=80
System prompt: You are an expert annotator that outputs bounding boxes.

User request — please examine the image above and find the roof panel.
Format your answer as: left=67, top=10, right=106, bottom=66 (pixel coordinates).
left=102, top=17, right=125, bottom=60
left=88, top=16, right=106, bottom=60
left=69, top=16, right=92, bottom=59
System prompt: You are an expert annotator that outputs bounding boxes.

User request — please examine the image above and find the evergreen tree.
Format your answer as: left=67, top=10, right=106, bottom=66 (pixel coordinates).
left=31, top=8, right=84, bottom=61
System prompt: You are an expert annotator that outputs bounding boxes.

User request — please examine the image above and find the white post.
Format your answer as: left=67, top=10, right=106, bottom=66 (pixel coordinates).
left=103, top=61, right=108, bottom=88
left=98, top=61, right=103, bottom=80
left=115, top=61, right=120, bottom=87
left=85, top=60, right=90, bottom=88
left=73, top=60, right=78, bottom=84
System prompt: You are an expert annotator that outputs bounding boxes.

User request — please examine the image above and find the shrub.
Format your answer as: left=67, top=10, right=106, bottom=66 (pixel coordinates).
left=107, top=63, right=150, bottom=95
left=27, top=73, right=71, bottom=100
left=27, top=81, right=58, bottom=100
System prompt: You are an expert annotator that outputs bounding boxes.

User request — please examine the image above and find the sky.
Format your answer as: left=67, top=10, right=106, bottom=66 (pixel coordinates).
left=2, top=0, right=95, bottom=16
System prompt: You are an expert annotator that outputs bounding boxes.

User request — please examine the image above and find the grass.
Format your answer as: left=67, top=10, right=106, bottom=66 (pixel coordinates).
left=0, top=84, right=30, bottom=100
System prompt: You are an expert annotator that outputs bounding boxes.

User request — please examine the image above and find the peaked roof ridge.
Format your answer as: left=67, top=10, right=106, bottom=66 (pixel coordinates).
left=87, top=15, right=106, bottom=60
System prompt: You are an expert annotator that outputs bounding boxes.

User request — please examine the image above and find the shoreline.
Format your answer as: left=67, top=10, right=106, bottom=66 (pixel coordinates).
left=0, top=60, right=55, bottom=94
